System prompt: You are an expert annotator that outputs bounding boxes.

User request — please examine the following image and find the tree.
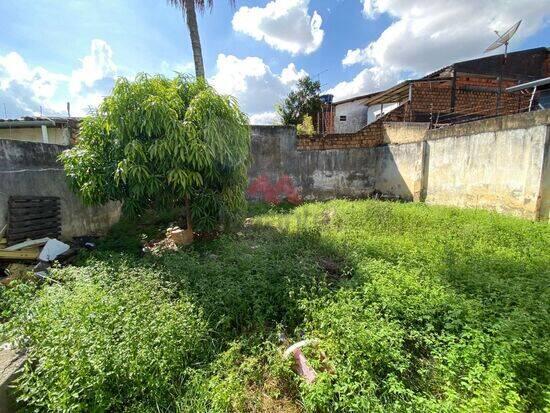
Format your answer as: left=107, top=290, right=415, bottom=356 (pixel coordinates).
left=277, top=76, right=322, bottom=126
left=167, top=0, right=235, bottom=79
left=61, top=74, right=250, bottom=234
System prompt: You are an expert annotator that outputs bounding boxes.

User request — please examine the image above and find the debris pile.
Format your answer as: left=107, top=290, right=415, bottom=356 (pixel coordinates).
left=0, top=234, right=83, bottom=285
left=142, top=226, right=193, bottom=255
left=0, top=196, right=98, bottom=284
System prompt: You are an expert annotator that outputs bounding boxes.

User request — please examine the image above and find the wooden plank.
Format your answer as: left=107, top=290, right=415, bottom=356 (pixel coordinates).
left=8, top=209, right=61, bottom=222
left=8, top=202, right=59, bottom=210
left=8, top=219, right=61, bottom=232
left=10, top=196, right=58, bottom=201
left=8, top=234, right=59, bottom=246
left=9, top=211, right=59, bottom=224
left=9, top=198, right=59, bottom=204
left=8, top=225, right=61, bottom=238
left=7, top=196, right=62, bottom=246
left=8, top=227, right=60, bottom=238
left=0, top=249, right=40, bottom=260
left=3, top=238, right=50, bottom=251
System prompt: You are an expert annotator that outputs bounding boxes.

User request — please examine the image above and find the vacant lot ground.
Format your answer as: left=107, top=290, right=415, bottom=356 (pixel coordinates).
left=2, top=200, right=549, bottom=412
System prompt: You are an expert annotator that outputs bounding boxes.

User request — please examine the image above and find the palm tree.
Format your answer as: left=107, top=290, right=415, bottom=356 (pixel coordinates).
left=167, top=0, right=235, bottom=79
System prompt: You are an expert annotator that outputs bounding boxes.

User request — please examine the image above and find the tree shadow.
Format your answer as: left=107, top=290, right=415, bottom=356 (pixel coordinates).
left=156, top=221, right=348, bottom=343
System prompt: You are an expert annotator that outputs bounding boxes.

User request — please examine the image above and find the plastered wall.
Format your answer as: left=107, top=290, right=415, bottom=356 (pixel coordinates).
left=0, top=139, right=121, bottom=240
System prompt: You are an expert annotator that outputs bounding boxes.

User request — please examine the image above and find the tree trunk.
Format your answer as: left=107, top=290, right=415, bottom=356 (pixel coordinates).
left=184, top=1, right=205, bottom=79
left=184, top=194, right=192, bottom=233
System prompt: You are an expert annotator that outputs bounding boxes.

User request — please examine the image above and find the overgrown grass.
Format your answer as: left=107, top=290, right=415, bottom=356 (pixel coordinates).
left=1, top=200, right=549, bottom=412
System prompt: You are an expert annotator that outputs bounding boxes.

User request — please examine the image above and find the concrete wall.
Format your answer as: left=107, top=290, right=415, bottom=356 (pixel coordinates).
left=0, top=139, right=121, bottom=241
left=248, top=126, right=420, bottom=202
left=374, top=142, right=424, bottom=201
left=382, top=122, right=429, bottom=144
left=423, top=111, right=550, bottom=219
left=249, top=110, right=550, bottom=221
left=0, top=126, right=70, bottom=145
left=539, top=130, right=550, bottom=221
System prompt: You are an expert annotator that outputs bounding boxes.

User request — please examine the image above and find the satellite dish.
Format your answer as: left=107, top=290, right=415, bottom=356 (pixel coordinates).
left=484, top=20, right=522, bottom=56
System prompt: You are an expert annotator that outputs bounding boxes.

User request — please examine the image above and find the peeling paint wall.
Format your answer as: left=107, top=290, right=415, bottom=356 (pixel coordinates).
left=0, top=139, right=121, bottom=240
left=538, top=128, right=550, bottom=221
left=374, top=142, right=424, bottom=201
left=248, top=125, right=421, bottom=203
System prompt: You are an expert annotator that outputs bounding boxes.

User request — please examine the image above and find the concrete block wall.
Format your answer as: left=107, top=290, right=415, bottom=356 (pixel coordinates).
left=249, top=110, right=550, bottom=221
left=0, top=139, right=121, bottom=241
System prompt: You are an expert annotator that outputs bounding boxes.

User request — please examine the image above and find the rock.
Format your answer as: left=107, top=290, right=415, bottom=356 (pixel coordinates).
left=166, top=227, right=193, bottom=246
left=0, top=346, right=26, bottom=412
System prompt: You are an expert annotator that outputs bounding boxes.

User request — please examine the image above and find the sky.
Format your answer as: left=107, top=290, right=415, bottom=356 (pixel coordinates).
left=1, top=0, right=549, bottom=124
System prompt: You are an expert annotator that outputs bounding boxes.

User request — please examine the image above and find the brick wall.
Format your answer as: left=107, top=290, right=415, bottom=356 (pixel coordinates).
left=297, top=72, right=535, bottom=151
left=411, top=81, right=452, bottom=114
left=545, top=55, right=550, bottom=77
left=297, top=104, right=406, bottom=150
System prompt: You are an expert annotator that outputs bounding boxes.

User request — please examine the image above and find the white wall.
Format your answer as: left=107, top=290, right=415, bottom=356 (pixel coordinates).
left=334, top=99, right=369, bottom=133
left=367, top=102, right=399, bottom=125
left=334, top=100, right=401, bottom=134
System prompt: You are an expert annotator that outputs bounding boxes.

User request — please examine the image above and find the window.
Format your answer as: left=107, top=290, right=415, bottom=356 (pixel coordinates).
left=339, top=115, right=347, bottom=121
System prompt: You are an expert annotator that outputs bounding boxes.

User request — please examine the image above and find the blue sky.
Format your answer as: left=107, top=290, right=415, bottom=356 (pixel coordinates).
left=1, top=0, right=549, bottom=123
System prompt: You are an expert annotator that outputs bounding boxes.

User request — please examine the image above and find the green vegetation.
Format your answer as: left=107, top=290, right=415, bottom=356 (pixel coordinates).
left=277, top=76, right=322, bottom=126
left=297, top=115, right=315, bottom=135
left=2, top=200, right=549, bottom=412
left=60, top=74, right=250, bottom=233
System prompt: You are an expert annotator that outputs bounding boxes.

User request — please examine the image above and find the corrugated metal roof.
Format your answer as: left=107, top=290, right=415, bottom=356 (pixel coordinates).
left=506, top=77, right=550, bottom=92
left=333, top=91, right=380, bottom=105
left=0, top=117, right=81, bottom=129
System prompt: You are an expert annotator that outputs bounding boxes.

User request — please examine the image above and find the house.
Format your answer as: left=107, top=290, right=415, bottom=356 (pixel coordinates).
left=365, top=46, right=549, bottom=126
left=316, top=92, right=399, bottom=134
left=301, top=47, right=549, bottom=150
left=0, top=117, right=80, bottom=146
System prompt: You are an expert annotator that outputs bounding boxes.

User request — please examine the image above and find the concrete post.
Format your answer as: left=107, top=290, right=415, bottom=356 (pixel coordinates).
left=535, top=125, right=550, bottom=221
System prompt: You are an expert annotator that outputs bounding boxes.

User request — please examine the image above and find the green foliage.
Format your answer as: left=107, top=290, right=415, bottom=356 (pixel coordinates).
left=158, top=229, right=330, bottom=337
left=296, top=114, right=315, bottom=135
left=277, top=76, right=322, bottom=126
left=2, top=200, right=549, bottom=412
left=10, top=260, right=207, bottom=412
left=60, top=73, right=250, bottom=232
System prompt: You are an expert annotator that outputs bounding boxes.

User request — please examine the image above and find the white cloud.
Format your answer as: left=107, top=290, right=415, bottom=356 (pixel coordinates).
left=69, top=39, right=116, bottom=95
left=210, top=54, right=307, bottom=123
left=160, top=60, right=195, bottom=76
left=329, top=0, right=549, bottom=102
left=342, top=48, right=370, bottom=67
left=250, top=111, right=279, bottom=125
left=352, top=0, right=550, bottom=74
left=232, top=0, right=324, bottom=55
left=0, top=39, right=117, bottom=118
left=280, top=63, right=308, bottom=84
left=0, top=52, right=68, bottom=116
left=326, top=66, right=401, bottom=101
